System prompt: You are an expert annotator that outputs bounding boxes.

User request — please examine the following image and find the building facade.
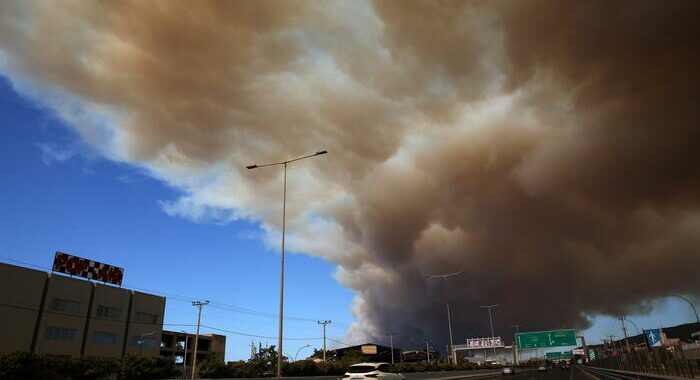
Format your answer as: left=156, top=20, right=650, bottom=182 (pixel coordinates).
left=0, top=262, right=166, bottom=357
left=160, top=330, right=226, bottom=366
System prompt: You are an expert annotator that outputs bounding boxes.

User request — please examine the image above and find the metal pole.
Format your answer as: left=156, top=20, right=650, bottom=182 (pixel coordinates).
left=387, top=333, right=395, bottom=364
left=182, top=332, right=188, bottom=379
left=510, top=325, right=522, bottom=365
left=191, top=301, right=209, bottom=379
left=619, top=315, right=631, bottom=353
left=246, top=151, right=327, bottom=379
left=426, top=339, right=430, bottom=363
left=671, top=294, right=700, bottom=324
left=443, top=278, right=456, bottom=364
left=277, top=163, right=287, bottom=378
left=480, top=305, right=499, bottom=360
left=318, top=320, right=331, bottom=362
left=577, top=335, right=588, bottom=363
left=426, top=272, right=463, bottom=365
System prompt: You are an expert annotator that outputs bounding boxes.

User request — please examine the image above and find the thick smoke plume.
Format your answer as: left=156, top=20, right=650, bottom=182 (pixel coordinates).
left=1, top=0, right=699, bottom=348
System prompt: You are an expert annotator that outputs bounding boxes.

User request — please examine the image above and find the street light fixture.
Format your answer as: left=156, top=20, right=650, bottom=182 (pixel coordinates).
left=139, top=331, right=156, bottom=355
left=294, top=345, right=311, bottom=362
left=669, top=294, right=700, bottom=324
left=425, top=271, right=464, bottom=364
left=246, top=150, right=328, bottom=378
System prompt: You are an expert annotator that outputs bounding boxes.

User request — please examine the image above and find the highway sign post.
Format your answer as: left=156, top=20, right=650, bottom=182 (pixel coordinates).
left=516, top=329, right=577, bottom=349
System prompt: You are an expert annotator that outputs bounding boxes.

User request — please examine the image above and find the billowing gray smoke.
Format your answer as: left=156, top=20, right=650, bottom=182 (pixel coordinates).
left=1, top=0, right=699, bottom=349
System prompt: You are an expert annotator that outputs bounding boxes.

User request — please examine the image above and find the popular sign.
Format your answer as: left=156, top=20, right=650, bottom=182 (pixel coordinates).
left=466, top=337, right=504, bottom=349
left=516, top=329, right=577, bottom=349
left=52, top=251, right=124, bottom=286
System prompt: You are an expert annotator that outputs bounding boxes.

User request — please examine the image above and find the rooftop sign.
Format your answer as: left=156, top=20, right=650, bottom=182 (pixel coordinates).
left=52, top=251, right=124, bottom=286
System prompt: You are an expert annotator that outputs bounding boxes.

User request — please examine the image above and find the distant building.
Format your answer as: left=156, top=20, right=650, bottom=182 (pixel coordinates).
left=402, top=349, right=439, bottom=363
left=0, top=262, right=165, bottom=357
left=332, top=343, right=403, bottom=363
left=160, top=330, right=226, bottom=366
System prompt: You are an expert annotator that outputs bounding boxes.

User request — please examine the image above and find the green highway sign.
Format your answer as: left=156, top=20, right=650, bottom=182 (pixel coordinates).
left=545, top=351, right=573, bottom=359
left=516, top=329, right=577, bottom=349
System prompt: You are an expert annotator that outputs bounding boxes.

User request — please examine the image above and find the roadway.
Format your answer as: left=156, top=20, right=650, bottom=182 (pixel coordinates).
left=500, top=367, right=593, bottom=379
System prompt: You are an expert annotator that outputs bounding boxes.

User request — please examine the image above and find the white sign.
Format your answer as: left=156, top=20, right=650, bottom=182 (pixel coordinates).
left=572, top=349, right=584, bottom=355
left=466, top=337, right=503, bottom=349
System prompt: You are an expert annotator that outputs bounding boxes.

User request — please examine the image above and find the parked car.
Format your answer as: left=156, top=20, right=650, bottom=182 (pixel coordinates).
left=538, top=365, right=547, bottom=372
left=342, top=363, right=406, bottom=380
left=501, top=366, right=515, bottom=375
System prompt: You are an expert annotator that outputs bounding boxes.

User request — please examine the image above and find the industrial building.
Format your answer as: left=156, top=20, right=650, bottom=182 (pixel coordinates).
left=0, top=262, right=165, bottom=357
left=160, top=330, right=226, bottom=366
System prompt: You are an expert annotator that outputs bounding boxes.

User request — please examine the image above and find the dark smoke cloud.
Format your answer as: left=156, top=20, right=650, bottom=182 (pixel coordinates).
left=1, top=0, right=699, bottom=349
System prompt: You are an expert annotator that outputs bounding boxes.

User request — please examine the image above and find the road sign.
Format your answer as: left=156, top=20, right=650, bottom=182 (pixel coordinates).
left=572, top=349, right=585, bottom=355
left=644, top=329, right=663, bottom=348
left=516, top=329, right=577, bottom=349
left=546, top=351, right=573, bottom=359
left=466, top=337, right=504, bottom=349
left=588, top=349, right=596, bottom=361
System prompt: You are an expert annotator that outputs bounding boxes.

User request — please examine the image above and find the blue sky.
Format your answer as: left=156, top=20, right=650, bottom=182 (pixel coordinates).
left=0, top=76, right=356, bottom=361
left=0, top=75, right=697, bottom=362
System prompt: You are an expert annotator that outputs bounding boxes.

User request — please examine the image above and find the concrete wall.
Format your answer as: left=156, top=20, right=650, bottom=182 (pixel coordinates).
left=83, top=283, right=131, bottom=357
left=124, top=291, right=165, bottom=356
left=0, top=263, right=46, bottom=352
left=0, top=262, right=166, bottom=358
left=35, top=273, right=93, bottom=356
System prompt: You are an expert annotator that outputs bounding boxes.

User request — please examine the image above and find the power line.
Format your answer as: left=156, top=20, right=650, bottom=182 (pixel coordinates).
left=0, top=256, right=328, bottom=324
left=201, top=325, right=322, bottom=341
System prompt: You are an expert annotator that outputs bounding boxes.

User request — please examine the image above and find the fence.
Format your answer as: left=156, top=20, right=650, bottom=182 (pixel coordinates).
left=591, top=345, right=700, bottom=378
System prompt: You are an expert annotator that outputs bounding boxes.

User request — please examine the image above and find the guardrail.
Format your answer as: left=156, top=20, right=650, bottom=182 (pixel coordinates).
left=581, top=366, right=696, bottom=380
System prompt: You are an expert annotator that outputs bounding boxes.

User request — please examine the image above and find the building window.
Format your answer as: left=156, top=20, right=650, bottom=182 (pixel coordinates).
left=134, top=311, right=157, bottom=324
left=133, top=336, right=156, bottom=348
left=45, top=327, right=76, bottom=341
left=96, top=305, right=121, bottom=319
left=93, top=331, right=118, bottom=345
left=51, top=298, right=81, bottom=314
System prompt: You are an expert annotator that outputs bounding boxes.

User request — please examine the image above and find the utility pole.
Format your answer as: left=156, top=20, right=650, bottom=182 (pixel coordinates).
left=386, top=333, right=395, bottom=364
left=191, top=301, right=209, bottom=379
left=317, top=320, right=331, bottom=362
left=425, top=339, right=431, bottom=363
left=509, top=324, right=523, bottom=365
left=426, top=271, right=464, bottom=365
left=247, top=150, right=328, bottom=378
left=480, top=304, right=499, bottom=360
left=618, top=315, right=631, bottom=354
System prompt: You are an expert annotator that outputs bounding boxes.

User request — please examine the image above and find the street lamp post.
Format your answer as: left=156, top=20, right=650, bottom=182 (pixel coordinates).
left=180, top=330, right=189, bottom=379
left=294, top=345, right=311, bottom=362
left=426, top=271, right=464, bottom=365
left=670, top=294, right=700, bottom=324
left=479, top=304, right=499, bottom=360
left=386, top=333, right=395, bottom=364
left=247, top=150, right=328, bottom=378
left=509, top=324, right=523, bottom=365
left=623, top=317, right=640, bottom=335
